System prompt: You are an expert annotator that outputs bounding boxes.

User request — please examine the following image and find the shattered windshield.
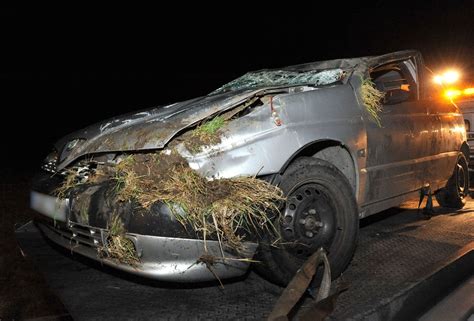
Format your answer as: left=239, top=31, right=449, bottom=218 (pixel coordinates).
left=211, top=68, right=345, bottom=95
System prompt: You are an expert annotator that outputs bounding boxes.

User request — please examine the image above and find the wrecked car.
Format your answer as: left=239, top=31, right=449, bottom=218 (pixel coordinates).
left=30, top=50, right=469, bottom=286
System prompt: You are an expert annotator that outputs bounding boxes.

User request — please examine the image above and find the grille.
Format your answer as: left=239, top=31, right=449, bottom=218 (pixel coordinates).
left=44, top=221, right=105, bottom=248
left=41, top=149, right=59, bottom=173
left=41, top=160, right=58, bottom=173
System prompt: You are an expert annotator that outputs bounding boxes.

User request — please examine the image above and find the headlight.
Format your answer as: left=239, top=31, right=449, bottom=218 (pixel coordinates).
left=65, top=138, right=81, bottom=151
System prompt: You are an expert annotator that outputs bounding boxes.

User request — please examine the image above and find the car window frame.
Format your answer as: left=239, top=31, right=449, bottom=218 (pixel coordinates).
left=370, top=58, right=419, bottom=105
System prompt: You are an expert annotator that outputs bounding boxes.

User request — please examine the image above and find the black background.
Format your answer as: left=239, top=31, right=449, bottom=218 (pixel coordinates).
left=2, top=2, right=474, bottom=174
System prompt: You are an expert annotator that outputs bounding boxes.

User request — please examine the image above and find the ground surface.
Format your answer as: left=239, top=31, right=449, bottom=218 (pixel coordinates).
left=10, top=194, right=474, bottom=320
left=0, top=172, right=71, bottom=321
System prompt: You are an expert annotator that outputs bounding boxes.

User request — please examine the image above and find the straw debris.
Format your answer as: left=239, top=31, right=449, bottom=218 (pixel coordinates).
left=184, top=116, right=225, bottom=153
left=98, top=214, right=140, bottom=266
left=56, top=148, right=285, bottom=258
left=54, top=168, right=83, bottom=199
left=111, top=151, right=284, bottom=252
left=360, top=78, right=385, bottom=127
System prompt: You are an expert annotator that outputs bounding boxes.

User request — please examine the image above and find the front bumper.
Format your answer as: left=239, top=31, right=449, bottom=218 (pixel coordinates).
left=30, top=191, right=257, bottom=282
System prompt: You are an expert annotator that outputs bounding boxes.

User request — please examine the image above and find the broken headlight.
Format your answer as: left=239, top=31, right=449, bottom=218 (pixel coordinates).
left=65, top=138, right=82, bottom=151
left=41, top=149, right=59, bottom=173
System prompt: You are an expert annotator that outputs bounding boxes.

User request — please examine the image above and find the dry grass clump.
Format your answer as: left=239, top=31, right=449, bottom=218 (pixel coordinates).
left=98, top=214, right=140, bottom=266
left=54, top=169, right=82, bottom=199
left=55, top=148, right=285, bottom=255
left=113, top=152, right=188, bottom=202
left=113, top=155, right=144, bottom=200
left=194, top=116, right=225, bottom=138
left=184, top=116, right=225, bottom=153
left=360, top=78, right=385, bottom=127
left=113, top=151, right=284, bottom=252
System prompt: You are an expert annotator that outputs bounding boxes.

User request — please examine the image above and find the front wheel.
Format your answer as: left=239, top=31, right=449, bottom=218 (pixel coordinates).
left=254, top=157, right=359, bottom=286
left=435, top=152, right=470, bottom=209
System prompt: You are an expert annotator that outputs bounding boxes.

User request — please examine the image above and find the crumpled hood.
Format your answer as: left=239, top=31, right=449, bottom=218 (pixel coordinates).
left=55, top=89, right=265, bottom=170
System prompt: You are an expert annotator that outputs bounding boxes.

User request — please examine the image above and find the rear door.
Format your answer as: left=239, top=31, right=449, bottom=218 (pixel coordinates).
left=426, top=93, right=466, bottom=190
left=458, top=99, right=474, bottom=172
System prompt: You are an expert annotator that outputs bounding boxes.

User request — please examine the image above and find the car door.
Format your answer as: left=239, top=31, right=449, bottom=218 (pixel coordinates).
left=364, top=58, right=431, bottom=205
left=457, top=98, right=474, bottom=170
left=425, top=92, right=465, bottom=190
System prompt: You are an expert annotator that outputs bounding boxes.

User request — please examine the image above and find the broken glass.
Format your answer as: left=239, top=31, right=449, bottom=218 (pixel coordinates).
left=211, top=68, right=345, bottom=94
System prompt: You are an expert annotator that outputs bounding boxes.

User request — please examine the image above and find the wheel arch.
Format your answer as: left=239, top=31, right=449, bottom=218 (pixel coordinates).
left=279, top=140, right=358, bottom=196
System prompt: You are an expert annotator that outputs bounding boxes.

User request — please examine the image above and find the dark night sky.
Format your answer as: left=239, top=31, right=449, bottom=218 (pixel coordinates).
left=2, top=2, right=474, bottom=174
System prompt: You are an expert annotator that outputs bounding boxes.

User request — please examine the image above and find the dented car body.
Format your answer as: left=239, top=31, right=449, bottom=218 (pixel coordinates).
left=30, top=50, right=469, bottom=284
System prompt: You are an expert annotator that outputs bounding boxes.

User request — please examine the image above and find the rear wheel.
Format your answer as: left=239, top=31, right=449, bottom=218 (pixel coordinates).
left=435, top=153, right=470, bottom=209
left=254, top=157, right=359, bottom=286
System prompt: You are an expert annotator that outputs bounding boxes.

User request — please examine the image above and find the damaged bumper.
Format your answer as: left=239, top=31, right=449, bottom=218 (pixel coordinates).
left=30, top=189, right=257, bottom=282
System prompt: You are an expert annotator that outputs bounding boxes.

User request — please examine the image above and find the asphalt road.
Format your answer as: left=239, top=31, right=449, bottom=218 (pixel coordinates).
left=16, top=199, right=474, bottom=321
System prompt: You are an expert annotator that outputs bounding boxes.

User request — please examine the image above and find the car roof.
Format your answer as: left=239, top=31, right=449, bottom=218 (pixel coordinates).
left=260, top=50, right=421, bottom=73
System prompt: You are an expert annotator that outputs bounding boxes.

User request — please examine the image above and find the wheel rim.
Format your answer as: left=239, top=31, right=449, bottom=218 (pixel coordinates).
left=456, top=162, right=467, bottom=197
left=281, top=183, right=337, bottom=259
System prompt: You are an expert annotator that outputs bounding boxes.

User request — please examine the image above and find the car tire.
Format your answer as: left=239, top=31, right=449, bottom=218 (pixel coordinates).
left=254, top=157, right=359, bottom=286
left=435, top=152, right=470, bottom=209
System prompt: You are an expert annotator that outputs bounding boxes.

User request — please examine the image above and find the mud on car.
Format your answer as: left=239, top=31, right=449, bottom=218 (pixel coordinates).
left=31, top=50, right=469, bottom=286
